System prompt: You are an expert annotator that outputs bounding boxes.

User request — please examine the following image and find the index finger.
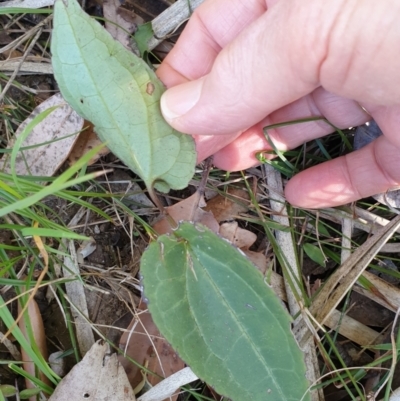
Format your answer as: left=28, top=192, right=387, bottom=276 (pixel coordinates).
left=157, top=0, right=267, bottom=87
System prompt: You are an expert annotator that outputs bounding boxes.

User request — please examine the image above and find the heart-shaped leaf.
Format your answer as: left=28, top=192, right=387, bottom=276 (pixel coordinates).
left=141, top=222, right=310, bottom=401
left=51, top=0, right=196, bottom=192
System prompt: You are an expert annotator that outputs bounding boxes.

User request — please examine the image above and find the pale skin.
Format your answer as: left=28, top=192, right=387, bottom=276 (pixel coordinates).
left=156, top=0, right=400, bottom=209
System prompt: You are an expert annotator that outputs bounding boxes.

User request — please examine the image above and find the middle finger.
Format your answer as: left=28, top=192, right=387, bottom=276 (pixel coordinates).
left=206, top=87, right=371, bottom=170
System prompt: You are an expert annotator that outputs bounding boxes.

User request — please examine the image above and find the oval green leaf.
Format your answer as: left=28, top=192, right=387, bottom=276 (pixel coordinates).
left=303, top=243, right=326, bottom=267
left=141, top=222, right=310, bottom=401
left=19, top=388, right=42, bottom=399
left=51, top=0, right=196, bottom=192
left=0, top=385, right=17, bottom=397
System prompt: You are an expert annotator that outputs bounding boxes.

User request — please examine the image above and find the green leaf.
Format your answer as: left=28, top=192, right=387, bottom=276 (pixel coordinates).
left=19, top=388, right=42, bottom=399
left=133, top=22, right=154, bottom=58
left=0, top=385, right=17, bottom=397
left=141, top=222, right=310, bottom=401
left=303, top=243, right=326, bottom=267
left=51, top=0, right=196, bottom=193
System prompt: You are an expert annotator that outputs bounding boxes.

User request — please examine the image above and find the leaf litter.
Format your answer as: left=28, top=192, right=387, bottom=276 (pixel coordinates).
left=153, top=185, right=269, bottom=273
left=48, top=341, right=137, bottom=401
left=103, top=0, right=144, bottom=52
left=0, top=93, right=83, bottom=176
left=118, top=300, right=185, bottom=400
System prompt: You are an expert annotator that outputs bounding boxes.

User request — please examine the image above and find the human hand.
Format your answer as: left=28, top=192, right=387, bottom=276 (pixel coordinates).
left=157, top=0, right=400, bottom=209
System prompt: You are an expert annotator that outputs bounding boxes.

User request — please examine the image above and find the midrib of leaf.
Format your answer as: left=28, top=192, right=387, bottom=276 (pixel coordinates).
left=178, top=253, right=245, bottom=398
left=186, top=248, right=286, bottom=399
left=53, top=0, right=196, bottom=192
left=60, top=3, right=153, bottom=183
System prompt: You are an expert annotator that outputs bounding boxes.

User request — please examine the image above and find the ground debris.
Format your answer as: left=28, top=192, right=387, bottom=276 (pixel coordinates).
left=48, top=341, right=136, bottom=401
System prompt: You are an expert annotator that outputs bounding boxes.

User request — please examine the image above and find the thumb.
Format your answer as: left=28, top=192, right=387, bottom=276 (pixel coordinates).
left=160, top=0, right=327, bottom=136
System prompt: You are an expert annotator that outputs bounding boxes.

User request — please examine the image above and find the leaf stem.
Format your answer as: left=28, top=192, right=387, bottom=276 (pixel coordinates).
left=147, top=185, right=178, bottom=229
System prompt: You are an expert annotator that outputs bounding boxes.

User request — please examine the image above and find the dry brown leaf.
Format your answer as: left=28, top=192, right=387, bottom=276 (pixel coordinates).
left=49, top=341, right=136, bottom=401
left=18, top=297, right=50, bottom=401
left=0, top=31, right=12, bottom=45
left=219, top=221, right=256, bottom=249
left=68, top=123, right=110, bottom=166
left=152, top=192, right=219, bottom=235
left=2, top=48, right=23, bottom=59
left=204, top=188, right=251, bottom=223
left=118, top=300, right=185, bottom=400
left=243, top=250, right=268, bottom=275
left=104, top=0, right=144, bottom=50
left=0, top=93, right=83, bottom=176
left=218, top=221, right=268, bottom=274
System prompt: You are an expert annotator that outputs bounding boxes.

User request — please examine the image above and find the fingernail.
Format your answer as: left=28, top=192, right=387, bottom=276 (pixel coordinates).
left=161, top=78, right=204, bottom=122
